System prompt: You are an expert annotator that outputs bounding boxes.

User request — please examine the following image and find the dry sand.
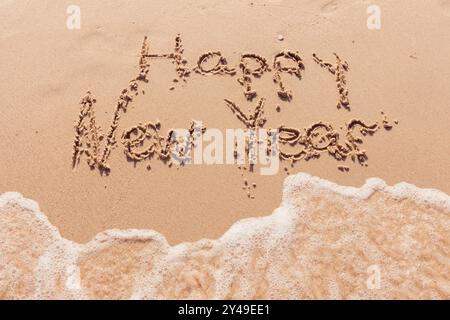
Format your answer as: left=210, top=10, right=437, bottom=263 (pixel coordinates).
left=0, top=0, right=450, bottom=299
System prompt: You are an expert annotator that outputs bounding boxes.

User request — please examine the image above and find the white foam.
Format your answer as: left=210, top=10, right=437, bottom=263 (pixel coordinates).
left=285, top=173, right=450, bottom=209
left=0, top=172, right=449, bottom=299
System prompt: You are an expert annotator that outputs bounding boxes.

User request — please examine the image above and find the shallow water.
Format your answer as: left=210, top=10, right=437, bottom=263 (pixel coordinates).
left=1, top=172, right=449, bottom=299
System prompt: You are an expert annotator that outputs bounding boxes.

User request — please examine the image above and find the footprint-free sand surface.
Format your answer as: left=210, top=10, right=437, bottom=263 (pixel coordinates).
left=0, top=0, right=449, bottom=299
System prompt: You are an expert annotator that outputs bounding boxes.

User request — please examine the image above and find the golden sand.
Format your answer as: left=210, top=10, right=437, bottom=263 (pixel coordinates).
left=1, top=175, right=449, bottom=299
left=0, top=0, right=450, bottom=299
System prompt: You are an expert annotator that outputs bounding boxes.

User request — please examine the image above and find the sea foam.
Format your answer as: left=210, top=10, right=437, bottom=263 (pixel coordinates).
left=0, top=173, right=449, bottom=299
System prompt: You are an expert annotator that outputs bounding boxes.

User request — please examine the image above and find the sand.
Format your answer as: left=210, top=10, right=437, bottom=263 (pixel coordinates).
left=1, top=176, right=449, bottom=299
left=0, top=0, right=450, bottom=299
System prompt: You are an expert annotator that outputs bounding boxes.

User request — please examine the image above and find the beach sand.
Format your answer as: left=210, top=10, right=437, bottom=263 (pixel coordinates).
left=1, top=175, right=449, bottom=299
left=0, top=0, right=449, bottom=299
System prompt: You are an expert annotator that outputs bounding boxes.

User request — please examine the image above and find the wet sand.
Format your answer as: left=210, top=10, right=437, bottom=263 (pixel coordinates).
left=0, top=0, right=449, bottom=300
left=1, top=175, right=449, bottom=299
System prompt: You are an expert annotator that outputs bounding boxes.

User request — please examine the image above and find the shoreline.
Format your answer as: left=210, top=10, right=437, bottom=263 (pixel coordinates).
left=1, top=0, right=450, bottom=299
left=1, top=172, right=449, bottom=299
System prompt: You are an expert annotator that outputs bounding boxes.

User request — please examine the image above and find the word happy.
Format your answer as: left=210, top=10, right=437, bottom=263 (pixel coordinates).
left=71, top=35, right=396, bottom=176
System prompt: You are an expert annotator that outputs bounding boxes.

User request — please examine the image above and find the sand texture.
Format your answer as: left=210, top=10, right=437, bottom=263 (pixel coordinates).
left=1, top=174, right=449, bottom=299
left=0, top=0, right=450, bottom=300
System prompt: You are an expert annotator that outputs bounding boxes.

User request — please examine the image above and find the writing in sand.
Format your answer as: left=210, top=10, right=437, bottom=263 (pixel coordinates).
left=72, top=35, right=397, bottom=179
